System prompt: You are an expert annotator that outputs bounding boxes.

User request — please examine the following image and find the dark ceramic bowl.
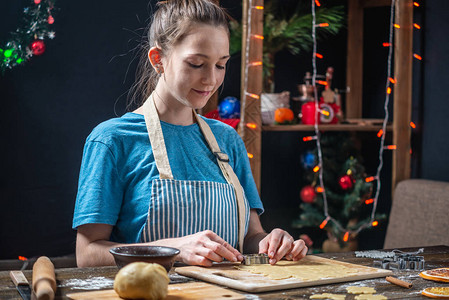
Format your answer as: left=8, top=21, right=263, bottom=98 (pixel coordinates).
left=109, top=246, right=180, bottom=272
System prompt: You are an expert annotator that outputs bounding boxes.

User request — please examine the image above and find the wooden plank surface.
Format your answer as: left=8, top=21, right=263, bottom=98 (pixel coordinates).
left=2, top=246, right=449, bottom=299
left=239, top=0, right=263, bottom=192
left=175, top=255, right=392, bottom=293
left=346, top=0, right=364, bottom=119
left=392, top=0, right=413, bottom=190
left=67, top=282, right=245, bottom=300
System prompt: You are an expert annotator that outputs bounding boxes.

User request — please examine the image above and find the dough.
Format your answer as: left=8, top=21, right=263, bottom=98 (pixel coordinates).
left=346, top=286, right=376, bottom=294
left=354, top=295, right=387, bottom=300
left=236, top=260, right=356, bottom=280
left=114, top=262, right=169, bottom=300
left=310, top=293, right=346, bottom=299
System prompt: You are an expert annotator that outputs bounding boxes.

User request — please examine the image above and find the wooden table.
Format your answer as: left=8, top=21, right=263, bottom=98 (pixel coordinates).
left=1, top=245, right=448, bottom=299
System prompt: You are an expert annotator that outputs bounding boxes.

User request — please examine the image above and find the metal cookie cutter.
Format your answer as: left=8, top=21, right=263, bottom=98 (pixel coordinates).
left=373, top=253, right=425, bottom=271
left=241, top=253, right=269, bottom=265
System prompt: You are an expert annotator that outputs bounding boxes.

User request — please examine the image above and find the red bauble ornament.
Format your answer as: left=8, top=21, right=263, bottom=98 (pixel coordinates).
left=34, top=0, right=41, bottom=4
left=30, top=40, right=46, bottom=56
left=48, top=15, right=55, bottom=24
left=339, top=174, right=355, bottom=190
left=300, top=185, right=316, bottom=203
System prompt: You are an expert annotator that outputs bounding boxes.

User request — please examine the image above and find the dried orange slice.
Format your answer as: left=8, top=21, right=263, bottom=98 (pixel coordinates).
left=420, top=268, right=449, bottom=282
left=422, top=287, right=449, bottom=298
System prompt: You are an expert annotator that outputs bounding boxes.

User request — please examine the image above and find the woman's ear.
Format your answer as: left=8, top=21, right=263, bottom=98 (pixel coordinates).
left=148, top=47, right=164, bottom=74
left=148, top=47, right=164, bottom=73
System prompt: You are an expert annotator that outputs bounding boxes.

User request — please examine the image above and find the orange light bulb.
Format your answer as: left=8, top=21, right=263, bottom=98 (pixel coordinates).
left=319, top=218, right=329, bottom=229
left=377, top=129, right=384, bottom=138
left=303, top=136, right=315, bottom=142
left=246, top=92, right=260, bottom=100
left=365, top=198, right=374, bottom=205
left=365, top=176, right=376, bottom=183
left=343, top=232, right=349, bottom=242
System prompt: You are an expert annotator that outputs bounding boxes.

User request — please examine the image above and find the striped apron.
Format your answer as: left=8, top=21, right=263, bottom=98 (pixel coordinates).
left=140, top=94, right=250, bottom=252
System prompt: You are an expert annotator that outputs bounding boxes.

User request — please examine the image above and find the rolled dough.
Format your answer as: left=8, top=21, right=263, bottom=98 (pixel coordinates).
left=346, top=286, right=376, bottom=294
left=310, top=293, right=346, bottom=299
left=354, top=294, right=387, bottom=300
left=236, top=260, right=356, bottom=280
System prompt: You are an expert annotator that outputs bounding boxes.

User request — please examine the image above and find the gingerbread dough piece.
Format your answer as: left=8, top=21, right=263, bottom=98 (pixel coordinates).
left=114, top=262, right=169, bottom=300
left=346, top=286, right=377, bottom=294
left=354, top=294, right=387, bottom=300
left=236, top=260, right=356, bottom=281
left=310, top=293, right=346, bottom=299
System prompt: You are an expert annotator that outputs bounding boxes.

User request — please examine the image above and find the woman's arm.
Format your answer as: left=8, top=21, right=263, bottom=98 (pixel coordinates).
left=244, top=209, right=308, bottom=264
left=76, top=224, right=243, bottom=267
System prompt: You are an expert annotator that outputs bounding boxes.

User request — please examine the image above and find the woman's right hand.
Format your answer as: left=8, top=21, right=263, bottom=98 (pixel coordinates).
left=172, top=230, right=243, bottom=267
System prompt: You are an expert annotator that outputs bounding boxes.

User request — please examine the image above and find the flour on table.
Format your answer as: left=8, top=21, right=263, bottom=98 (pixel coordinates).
left=354, top=250, right=394, bottom=259
left=346, top=286, right=376, bottom=294
left=354, top=294, right=387, bottom=300
left=310, top=293, right=346, bottom=300
left=236, top=260, right=356, bottom=281
left=59, top=276, right=114, bottom=290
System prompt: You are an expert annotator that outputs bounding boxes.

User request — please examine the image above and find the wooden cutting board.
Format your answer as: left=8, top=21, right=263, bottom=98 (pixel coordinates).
left=66, top=281, right=245, bottom=299
left=175, top=255, right=392, bottom=293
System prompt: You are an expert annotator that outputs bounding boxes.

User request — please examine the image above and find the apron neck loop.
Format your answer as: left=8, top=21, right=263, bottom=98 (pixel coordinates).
left=142, top=93, right=174, bottom=180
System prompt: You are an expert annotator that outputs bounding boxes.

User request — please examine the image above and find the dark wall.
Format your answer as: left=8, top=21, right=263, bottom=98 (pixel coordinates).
left=0, top=0, right=241, bottom=259
left=420, top=0, right=449, bottom=181
left=1, top=0, right=448, bottom=259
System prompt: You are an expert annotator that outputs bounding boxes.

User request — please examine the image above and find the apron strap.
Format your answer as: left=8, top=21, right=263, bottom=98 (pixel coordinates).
left=142, top=94, right=174, bottom=180
left=194, top=112, right=247, bottom=254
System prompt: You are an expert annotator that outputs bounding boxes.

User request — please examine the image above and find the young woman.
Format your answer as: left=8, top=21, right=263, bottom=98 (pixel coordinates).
left=73, top=0, right=307, bottom=267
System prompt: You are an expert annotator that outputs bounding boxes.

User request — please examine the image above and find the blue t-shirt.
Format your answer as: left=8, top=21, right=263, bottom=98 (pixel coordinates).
left=72, top=112, right=264, bottom=243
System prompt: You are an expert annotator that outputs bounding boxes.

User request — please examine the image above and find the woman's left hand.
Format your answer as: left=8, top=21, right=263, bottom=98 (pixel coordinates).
left=258, top=228, right=308, bottom=265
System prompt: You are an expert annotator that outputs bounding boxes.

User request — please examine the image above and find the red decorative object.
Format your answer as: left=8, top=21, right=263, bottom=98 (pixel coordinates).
left=300, top=185, right=316, bottom=203
left=30, top=40, right=46, bottom=56
left=301, top=99, right=340, bottom=125
left=48, top=15, right=54, bottom=24
left=339, top=174, right=355, bottom=190
left=204, top=109, right=240, bottom=129
left=34, top=0, right=41, bottom=4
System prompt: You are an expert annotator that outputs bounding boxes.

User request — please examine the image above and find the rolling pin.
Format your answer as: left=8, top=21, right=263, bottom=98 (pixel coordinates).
left=32, top=256, right=56, bottom=300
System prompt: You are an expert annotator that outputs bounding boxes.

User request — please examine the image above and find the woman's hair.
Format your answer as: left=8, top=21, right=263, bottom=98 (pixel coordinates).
left=128, top=0, right=230, bottom=109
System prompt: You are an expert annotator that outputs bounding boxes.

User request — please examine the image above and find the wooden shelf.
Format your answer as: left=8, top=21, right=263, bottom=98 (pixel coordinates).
left=263, top=123, right=392, bottom=132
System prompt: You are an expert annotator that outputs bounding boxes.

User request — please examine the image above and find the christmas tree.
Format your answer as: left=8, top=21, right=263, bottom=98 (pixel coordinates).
left=293, top=132, right=387, bottom=248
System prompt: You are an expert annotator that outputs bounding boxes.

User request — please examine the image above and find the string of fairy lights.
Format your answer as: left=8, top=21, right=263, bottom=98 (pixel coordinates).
left=304, top=0, right=422, bottom=240
left=306, top=0, right=396, bottom=240
left=241, top=0, right=422, bottom=241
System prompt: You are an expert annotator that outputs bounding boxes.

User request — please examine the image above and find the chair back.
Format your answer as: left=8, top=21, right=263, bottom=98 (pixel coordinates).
left=384, top=179, right=449, bottom=249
